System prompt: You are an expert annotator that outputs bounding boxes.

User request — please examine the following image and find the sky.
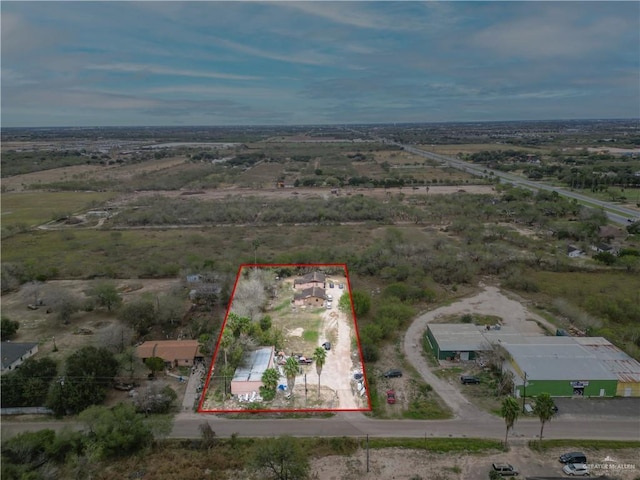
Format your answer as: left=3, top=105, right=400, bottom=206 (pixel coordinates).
left=1, top=1, right=639, bottom=127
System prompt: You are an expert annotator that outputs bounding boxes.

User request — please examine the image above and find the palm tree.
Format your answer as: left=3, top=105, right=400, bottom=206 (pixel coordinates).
left=260, top=367, right=280, bottom=401
left=500, top=396, right=520, bottom=448
left=220, top=330, right=233, bottom=370
left=313, top=347, right=327, bottom=399
left=533, top=393, right=556, bottom=445
left=283, top=356, right=300, bottom=397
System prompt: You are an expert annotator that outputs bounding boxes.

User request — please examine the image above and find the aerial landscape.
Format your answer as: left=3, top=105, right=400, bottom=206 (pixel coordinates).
left=1, top=1, right=639, bottom=480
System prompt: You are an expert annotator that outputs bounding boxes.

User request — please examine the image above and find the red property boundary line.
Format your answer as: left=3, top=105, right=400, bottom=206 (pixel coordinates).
left=197, top=263, right=372, bottom=413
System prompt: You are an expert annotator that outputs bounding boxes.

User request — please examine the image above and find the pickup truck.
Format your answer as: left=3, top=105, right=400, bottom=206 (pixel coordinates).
left=294, top=355, right=313, bottom=365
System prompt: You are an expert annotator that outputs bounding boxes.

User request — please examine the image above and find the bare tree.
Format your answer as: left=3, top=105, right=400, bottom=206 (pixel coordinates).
left=231, top=269, right=269, bottom=321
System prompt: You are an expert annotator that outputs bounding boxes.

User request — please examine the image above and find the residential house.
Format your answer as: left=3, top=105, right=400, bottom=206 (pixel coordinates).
left=1, top=342, right=39, bottom=374
left=293, top=286, right=327, bottom=307
left=293, top=272, right=326, bottom=290
left=136, top=340, right=203, bottom=369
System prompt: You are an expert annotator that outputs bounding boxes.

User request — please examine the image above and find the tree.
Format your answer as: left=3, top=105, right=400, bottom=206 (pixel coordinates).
left=283, top=356, right=300, bottom=397
left=79, top=403, right=153, bottom=459
left=118, top=298, right=156, bottom=335
left=89, top=282, right=122, bottom=311
left=1, top=316, right=19, bottom=340
left=48, top=346, right=119, bottom=415
left=351, top=290, right=371, bottom=316
left=220, top=329, right=234, bottom=369
left=533, top=393, right=556, bottom=444
left=144, top=357, right=165, bottom=376
left=43, top=286, right=81, bottom=324
left=250, top=435, right=310, bottom=480
left=260, top=368, right=280, bottom=401
left=313, top=346, right=327, bottom=399
left=500, top=396, right=520, bottom=448
left=0, top=357, right=57, bottom=407
left=134, top=383, right=177, bottom=414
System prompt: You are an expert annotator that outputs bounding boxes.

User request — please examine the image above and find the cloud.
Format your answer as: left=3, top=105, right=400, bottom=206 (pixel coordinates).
left=85, top=63, right=260, bottom=81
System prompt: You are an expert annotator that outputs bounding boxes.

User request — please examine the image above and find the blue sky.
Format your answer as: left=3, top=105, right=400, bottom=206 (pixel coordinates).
left=2, top=1, right=639, bottom=127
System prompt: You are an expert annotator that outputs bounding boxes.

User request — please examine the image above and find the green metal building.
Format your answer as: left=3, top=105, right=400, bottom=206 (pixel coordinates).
left=425, top=324, right=491, bottom=361
left=505, top=341, right=618, bottom=398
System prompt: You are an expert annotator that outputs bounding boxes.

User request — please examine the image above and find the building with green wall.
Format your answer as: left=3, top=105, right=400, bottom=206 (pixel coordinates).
left=504, top=341, right=618, bottom=398
left=426, top=324, right=492, bottom=361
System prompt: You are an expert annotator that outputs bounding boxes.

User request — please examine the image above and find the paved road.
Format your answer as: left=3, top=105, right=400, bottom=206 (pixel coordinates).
left=3, top=411, right=638, bottom=441
left=391, top=141, right=640, bottom=226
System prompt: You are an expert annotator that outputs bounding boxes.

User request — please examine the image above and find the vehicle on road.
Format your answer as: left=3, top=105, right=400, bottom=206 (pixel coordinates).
left=383, top=369, right=402, bottom=378
left=562, top=463, right=590, bottom=476
left=491, top=463, right=519, bottom=476
left=559, top=452, right=587, bottom=464
left=460, top=375, right=480, bottom=384
left=386, top=389, right=396, bottom=404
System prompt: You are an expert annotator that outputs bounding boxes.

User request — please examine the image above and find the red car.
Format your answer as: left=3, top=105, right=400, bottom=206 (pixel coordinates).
left=386, top=389, right=396, bottom=404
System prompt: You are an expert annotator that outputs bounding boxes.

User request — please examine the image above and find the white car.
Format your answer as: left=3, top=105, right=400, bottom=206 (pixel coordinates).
left=562, top=463, right=590, bottom=476
left=326, top=302, right=332, bottom=309
left=327, top=294, right=333, bottom=301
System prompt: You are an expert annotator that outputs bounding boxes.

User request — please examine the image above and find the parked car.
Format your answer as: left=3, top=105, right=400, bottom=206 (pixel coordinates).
left=354, top=372, right=363, bottom=380
left=386, top=389, right=396, bottom=404
left=329, top=282, right=335, bottom=288
left=559, top=452, right=587, bottom=464
left=322, top=341, right=331, bottom=351
left=460, top=375, right=481, bottom=384
left=326, top=302, right=332, bottom=309
left=562, top=463, right=590, bottom=476
left=383, top=369, right=402, bottom=378
left=338, top=283, right=344, bottom=289
left=491, top=463, right=519, bottom=476
left=327, top=294, right=333, bottom=301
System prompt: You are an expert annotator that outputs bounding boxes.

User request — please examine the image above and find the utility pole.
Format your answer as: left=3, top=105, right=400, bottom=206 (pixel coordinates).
left=366, top=434, right=369, bottom=473
left=522, top=371, right=528, bottom=413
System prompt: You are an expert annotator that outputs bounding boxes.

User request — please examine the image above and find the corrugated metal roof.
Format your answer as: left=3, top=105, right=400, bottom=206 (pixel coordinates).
left=427, top=324, right=492, bottom=352
left=232, top=346, right=274, bottom=382
left=505, top=342, right=619, bottom=382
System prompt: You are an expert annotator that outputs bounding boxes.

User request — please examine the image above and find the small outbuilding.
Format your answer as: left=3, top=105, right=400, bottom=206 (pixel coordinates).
left=425, top=324, right=492, bottom=361
left=231, top=346, right=275, bottom=396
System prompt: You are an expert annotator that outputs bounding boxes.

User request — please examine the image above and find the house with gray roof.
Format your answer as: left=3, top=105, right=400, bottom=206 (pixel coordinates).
left=1, top=342, right=39, bottom=373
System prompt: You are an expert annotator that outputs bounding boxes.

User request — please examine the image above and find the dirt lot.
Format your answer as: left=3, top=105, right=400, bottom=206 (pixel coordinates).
left=311, top=444, right=640, bottom=480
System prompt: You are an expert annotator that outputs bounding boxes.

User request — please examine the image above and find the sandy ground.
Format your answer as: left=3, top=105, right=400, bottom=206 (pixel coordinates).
left=310, top=445, right=640, bottom=480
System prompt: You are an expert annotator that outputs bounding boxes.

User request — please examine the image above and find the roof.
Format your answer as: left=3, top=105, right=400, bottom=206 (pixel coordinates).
left=1, top=342, right=38, bottom=370
left=294, top=286, right=326, bottom=300
left=294, top=272, right=326, bottom=285
left=574, top=337, right=640, bottom=383
left=232, top=346, right=274, bottom=382
left=136, top=340, right=201, bottom=362
left=503, top=340, right=618, bottom=382
left=427, top=324, right=492, bottom=352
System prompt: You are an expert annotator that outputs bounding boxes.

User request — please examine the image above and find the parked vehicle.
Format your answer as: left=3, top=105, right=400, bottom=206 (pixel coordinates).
left=559, top=452, right=587, bottom=464
left=338, top=283, right=344, bottom=289
left=329, top=282, right=335, bottom=288
left=562, top=463, right=590, bottom=476
left=383, top=369, right=402, bottom=378
left=322, top=341, right=331, bottom=351
left=326, top=302, right=332, bottom=309
left=491, top=463, right=519, bottom=476
left=386, top=389, right=396, bottom=404
left=460, top=375, right=481, bottom=384
left=327, top=294, right=333, bottom=301
left=294, top=355, right=313, bottom=365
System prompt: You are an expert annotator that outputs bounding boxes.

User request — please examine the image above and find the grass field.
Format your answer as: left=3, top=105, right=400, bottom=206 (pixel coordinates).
left=1, top=191, right=115, bottom=227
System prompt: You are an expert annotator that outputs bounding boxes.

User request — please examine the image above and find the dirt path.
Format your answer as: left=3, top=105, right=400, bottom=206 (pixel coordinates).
left=320, top=282, right=360, bottom=410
